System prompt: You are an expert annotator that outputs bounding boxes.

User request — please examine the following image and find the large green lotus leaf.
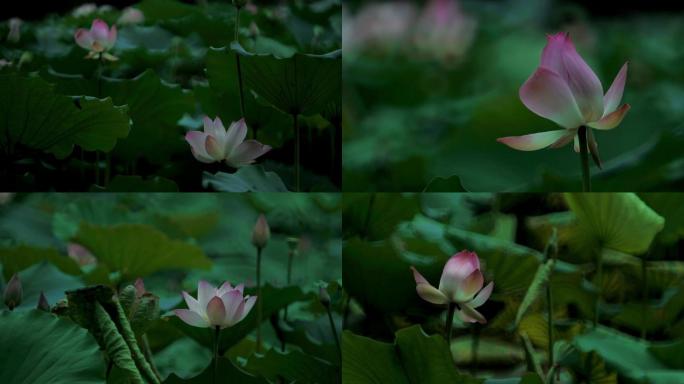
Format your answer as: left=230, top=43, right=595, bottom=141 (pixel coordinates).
left=168, top=284, right=308, bottom=353
left=202, top=166, right=289, bottom=192
left=243, top=349, right=337, bottom=383
left=163, top=356, right=265, bottom=384
left=564, top=193, right=665, bottom=255
left=574, top=325, right=684, bottom=382
left=0, top=309, right=104, bottom=384
left=0, top=74, right=130, bottom=158
left=72, top=223, right=212, bottom=279
left=0, top=245, right=81, bottom=280
left=16, top=262, right=83, bottom=309
left=233, top=43, right=341, bottom=116
left=342, top=325, right=470, bottom=384
left=40, top=69, right=194, bottom=164
left=639, top=193, right=684, bottom=244
left=342, top=193, right=420, bottom=241
left=649, top=339, right=684, bottom=369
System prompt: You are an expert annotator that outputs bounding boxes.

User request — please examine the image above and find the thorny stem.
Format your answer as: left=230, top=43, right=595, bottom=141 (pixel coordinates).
left=256, top=246, right=263, bottom=352
left=578, top=126, right=591, bottom=192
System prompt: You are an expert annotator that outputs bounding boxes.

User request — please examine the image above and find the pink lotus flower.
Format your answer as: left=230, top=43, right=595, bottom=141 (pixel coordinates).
left=185, top=117, right=271, bottom=167
left=498, top=32, right=629, bottom=158
left=118, top=7, right=145, bottom=25
left=174, top=280, right=257, bottom=329
left=74, top=19, right=118, bottom=61
left=414, top=0, right=476, bottom=63
left=411, top=250, right=493, bottom=324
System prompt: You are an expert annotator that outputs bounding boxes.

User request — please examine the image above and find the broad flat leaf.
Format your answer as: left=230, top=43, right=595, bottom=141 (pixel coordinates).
left=342, top=325, right=464, bottom=384
left=16, top=262, right=83, bottom=309
left=342, top=194, right=420, bottom=240
left=515, top=259, right=554, bottom=327
left=0, top=309, right=104, bottom=384
left=234, top=43, right=341, bottom=116
left=163, top=357, right=265, bottom=384
left=564, top=193, right=664, bottom=255
left=0, top=245, right=81, bottom=280
left=243, top=349, right=337, bottom=383
left=649, top=339, right=684, bottom=369
left=72, top=223, right=212, bottom=279
left=573, top=325, right=684, bottom=382
left=0, top=74, right=130, bottom=158
left=639, top=193, right=684, bottom=244
left=202, top=166, right=288, bottom=192
left=41, top=69, right=194, bottom=164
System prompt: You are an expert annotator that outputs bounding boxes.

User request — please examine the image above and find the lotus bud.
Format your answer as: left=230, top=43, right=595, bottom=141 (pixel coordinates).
left=251, top=214, right=270, bottom=249
left=3, top=274, right=22, bottom=310
left=37, top=291, right=50, bottom=312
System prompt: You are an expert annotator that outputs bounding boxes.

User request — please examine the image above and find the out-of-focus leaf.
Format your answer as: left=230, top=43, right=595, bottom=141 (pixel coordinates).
left=639, top=193, right=684, bottom=244
left=342, top=194, right=420, bottom=240
left=0, top=245, right=81, bottom=280
left=0, top=74, right=130, bottom=158
left=243, top=349, right=337, bottom=383
left=163, top=356, right=265, bottom=384
left=515, top=259, right=554, bottom=327
left=72, top=223, right=212, bottom=279
left=0, top=309, right=104, bottom=384
left=16, top=262, right=83, bottom=309
left=202, top=166, right=288, bottom=192
left=649, top=339, right=684, bottom=369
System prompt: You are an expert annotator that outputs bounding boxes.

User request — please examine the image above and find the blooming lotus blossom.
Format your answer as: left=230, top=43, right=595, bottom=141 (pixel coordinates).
left=498, top=32, right=629, bottom=163
left=344, top=2, right=417, bottom=55
left=185, top=117, right=271, bottom=167
left=413, top=0, right=476, bottom=63
left=411, top=250, right=493, bottom=324
left=74, top=19, right=118, bottom=61
left=72, top=3, right=98, bottom=18
left=68, top=243, right=96, bottom=266
left=174, top=280, right=256, bottom=329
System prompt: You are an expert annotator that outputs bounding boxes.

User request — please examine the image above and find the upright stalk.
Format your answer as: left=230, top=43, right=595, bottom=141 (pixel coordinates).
left=471, top=325, right=480, bottom=375
left=445, top=302, right=456, bottom=342
left=578, top=126, right=591, bottom=192
left=256, top=246, right=263, bottom=352
left=293, top=114, right=301, bottom=191
left=96, top=55, right=105, bottom=186
left=212, top=326, right=220, bottom=384
left=593, top=249, right=604, bottom=327
left=641, top=257, right=648, bottom=339
left=233, top=5, right=248, bottom=135
left=544, top=229, right=558, bottom=375
left=325, top=305, right=341, bottom=363
left=283, top=249, right=294, bottom=322
left=142, top=334, right=162, bottom=382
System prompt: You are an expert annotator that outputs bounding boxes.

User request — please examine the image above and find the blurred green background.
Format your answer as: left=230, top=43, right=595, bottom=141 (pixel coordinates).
left=342, top=0, right=684, bottom=192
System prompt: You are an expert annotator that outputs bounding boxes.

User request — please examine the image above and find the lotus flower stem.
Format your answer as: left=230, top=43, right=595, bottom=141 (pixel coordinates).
left=141, top=334, right=162, bottom=382
left=283, top=249, right=294, bottom=322
left=233, top=4, right=248, bottom=136
left=544, top=229, right=558, bottom=374
left=593, top=250, right=603, bottom=327
left=325, top=304, right=342, bottom=363
left=212, top=326, right=220, bottom=384
left=641, top=257, right=648, bottom=339
left=256, top=246, right=263, bottom=352
left=578, top=126, right=591, bottom=192
left=445, top=302, right=456, bottom=342
left=293, top=113, right=301, bottom=191
left=471, top=324, right=480, bottom=375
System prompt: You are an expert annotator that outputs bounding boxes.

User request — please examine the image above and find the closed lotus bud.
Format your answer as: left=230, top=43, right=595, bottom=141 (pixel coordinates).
left=3, top=274, right=22, bottom=310
left=251, top=214, right=270, bottom=249
left=37, top=291, right=50, bottom=312
left=319, top=286, right=331, bottom=307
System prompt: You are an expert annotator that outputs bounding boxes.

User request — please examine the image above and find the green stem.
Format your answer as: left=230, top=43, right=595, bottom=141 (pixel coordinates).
left=471, top=325, right=480, bottom=375
left=445, top=302, right=456, bottom=342
left=142, top=334, right=162, bottom=382
left=293, top=114, right=301, bottom=192
left=256, top=246, right=263, bottom=353
left=594, top=250, right=603, bottom=327
left=212, top=326, right=220, bottom=384
left=641, top=258, right=648, bottom=339
left=545, top=229, right=557, bottom=373
left=283, top=250, right=293, bottom=322
left=578, top=125, right=591, bottom=192
left=326, top=305, right=341, bottom=364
